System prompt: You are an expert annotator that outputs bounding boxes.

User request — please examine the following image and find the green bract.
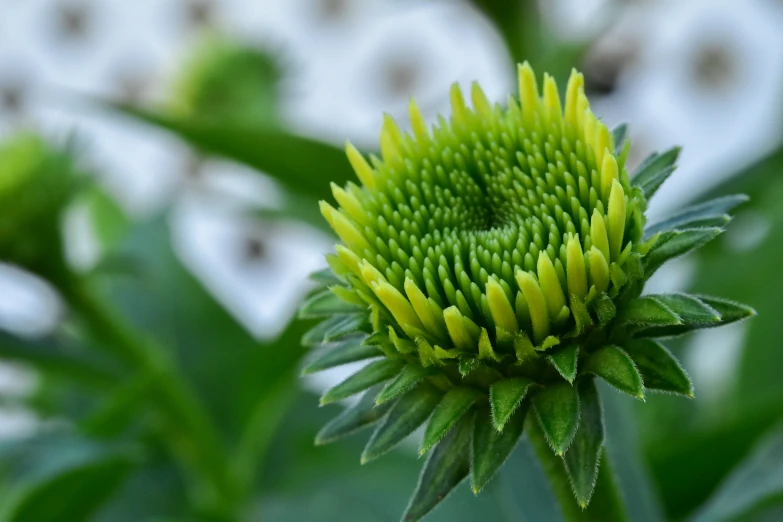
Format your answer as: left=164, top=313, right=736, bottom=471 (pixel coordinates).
left=0, top=134, right=81, bottom=283
left=300, top=63, right=755, bottom=521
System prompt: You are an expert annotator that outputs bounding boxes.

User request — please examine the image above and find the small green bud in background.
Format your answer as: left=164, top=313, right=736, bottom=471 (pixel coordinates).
left=300, top=63, right=755, bottom=521
left=0, top=133, right=82, bottom=284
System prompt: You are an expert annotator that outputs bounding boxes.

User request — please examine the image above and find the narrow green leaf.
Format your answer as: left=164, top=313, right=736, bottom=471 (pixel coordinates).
left=315, top=384, right=393, bottom=445
left=472, top=402, right=528, bottom=493
left=420, top=387, right=483, bottom=455
left=533, top=382, right=580, bottom=456
left=548, top=345, right=579, bottom=383
left=320, top=359, right=403, bottom=405
left=612, top=123, right=628, bottom=154
left=563, top=378, right=605, bottom=508
left=645, top=194, right=749, bottom=236
left=634, top=295, right=756, bottom=339
left=402, top=413, right=473, bottom=522
left=584, top=345, right=645, bottom=400
left=301, top=335, right=379, bottom=375
left=324, top=313, right=371, bottom=342
left=623, top=339, right=693, bottom=397
left=490, top=377, right=536, bottom=432
left=376, top=363, right=431, bottom=405
left=644, top=227, right=723, bottom=275
left=691, top=422, right=783, bottom=522
left=361, top=384, right=441, bottom=463
left=649, top=293, right=720, bottom=325
left=299, top=289, right=363, bottom=319
left=632, top=146, right=680, bottom=198
left=301, top=315, right=346, bottom=347
left=616, top=296, right=682, bottom=327
left=309, top=267, right=345, bottom=287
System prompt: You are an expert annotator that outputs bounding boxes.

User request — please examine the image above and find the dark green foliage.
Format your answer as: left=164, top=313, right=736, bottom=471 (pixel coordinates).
left=533, top=382, right=581, bottom=456
left=320, top=359, right=404, bottom=405
left=315, top=385, right=393, bottom=445
left=563, top=379, right=605, bottom=507
left=490, top=377, right=536, bottom=431
left=632, top=147, right=681, bottom=198
left=472, top=403, right=528, bottom=493
left=623, top=339, right=693, bottom=396
left=616, top=296, right=682, bottom=327
left=300, top=335, right=380, bottom=375
left=549, top=345, right=579, bottom=383
left=299, top=289, right=364, bottom=318
left=420, top=387, right=483, bottom=454
left=644, top=228, right=723, bottom=275
left=645, top=194, right=749, bottom=236
left=584, top=346, right=644, bottom=399
left=376, top=363, right=432, bottom=405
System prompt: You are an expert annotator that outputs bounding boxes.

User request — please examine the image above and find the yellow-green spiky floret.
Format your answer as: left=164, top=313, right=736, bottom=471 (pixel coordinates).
left=321, top=64, right=650, bottom=359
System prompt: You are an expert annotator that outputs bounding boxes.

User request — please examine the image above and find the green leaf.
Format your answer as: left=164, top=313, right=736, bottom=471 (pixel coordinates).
left=645, top=194, right=749, bottom=236
left=361, top=384, right=442, bottom=464
left=632, top=146, right=680, bottom=198
left=472, top=402, right=528, bottom=493
left=650, top=293, right=721, bottom=325
left=616, top=296, right=682, bottom=327
left=320, top=359, right=403, bottom=405
left=634, top=295, right=755, bottom=339
left=490, top=377, right=536, bottom=432
left=623, top=339, right=693, bottom=397
left=315, top=384, right=393, bottom=445
left=111, top=105, right=355, bottom=203
left=691, top=422, right=783, bottom=522
left=584, top=345, right=645, bottom=400
left=548, top=344, right=579, bottom=383
left=563, top=378, right=605, bottom=508
left=83, top=185, right=130, bottom=254
left=420, top=387, right=483, bottom=454
left=644, top=228, right=723, bottom=275
left=299, top=289, right=363, bottom=319
left=324, top=313, right=371, bottom=342
left=612, top=124, right=628, bottom=154
left=402, top=412, right=473, bottom=522
left=376, top=362, right=431, bottom=405
left=300, top=335, right=379, bottom=375
left=309, top=268, right=345, bottom=287
left=301, top=315, right=346, bottom=347
left=533, top=382, right=580, bottom=456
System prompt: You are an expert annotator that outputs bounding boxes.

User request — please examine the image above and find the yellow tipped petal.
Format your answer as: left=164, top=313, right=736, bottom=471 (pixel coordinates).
left=405, top=277, right=447, bottom=340
left=471, top=82, right=493, bottom=118
left=576, top=92, right=590, bottom=130
left=380, top=114, right=403, bottom=162
left=486, top=279, right=519, bottom=333
left=345, top=142, right=376, bottom=189
left=537, top=252, right=566, bottom=320
left=583, top=110, right=596, bottom=154
left=450, top=83, right=468, bottom=124
left=330, top=182, right=367, bottom=225
left=335, top=245, right=362, bottom=277
left=320, top=202, right=370, bottom=252
left=566, top=236, right=588, bottom=300
left=443, top=306, right=476, bottom=350
left=518, top=62, right=540, bottom=123
left=515, top=270, right=550, bottom=343
left=543, top=74, right=562, bottom=116
left=371, top=280, right=424, bottom=333
left=600, top=153, right=619, bottom=201
left=607, top=180, right=627, bottom=261
left=595, top=124, right=612, bottom=166
left=565, top=69, right=585, bottom=127
left=408, top=98, right=429, bottom=143
left=359, top=260, right=387, bottom=287
left=588, top=247, right=610, bottom=293
left=590, top=209, right=611, bottom=262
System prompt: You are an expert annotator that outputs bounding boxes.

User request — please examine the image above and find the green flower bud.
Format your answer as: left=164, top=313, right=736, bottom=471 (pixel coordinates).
left=300, top=63, right=755, bottom=520
left=0, top=134, right=81, bottom=283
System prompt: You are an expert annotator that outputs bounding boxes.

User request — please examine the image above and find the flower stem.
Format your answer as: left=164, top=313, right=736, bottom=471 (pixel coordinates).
left=62, top=276, right=239, bottom=518
left=527, top=416, right=629, bottom=522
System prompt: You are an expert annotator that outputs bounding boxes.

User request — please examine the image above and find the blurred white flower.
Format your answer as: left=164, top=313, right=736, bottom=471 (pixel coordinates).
left=610, top=0, right=783, bottom=220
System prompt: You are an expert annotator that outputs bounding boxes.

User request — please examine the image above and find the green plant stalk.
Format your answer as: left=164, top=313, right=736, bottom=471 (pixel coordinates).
left=61, top=277, right=240, bottom=518
left=527, top=415, right=629, bottom=522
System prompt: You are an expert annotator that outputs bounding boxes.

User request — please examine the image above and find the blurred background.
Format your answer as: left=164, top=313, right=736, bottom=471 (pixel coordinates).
left=1, top=0, right=783, bottom=520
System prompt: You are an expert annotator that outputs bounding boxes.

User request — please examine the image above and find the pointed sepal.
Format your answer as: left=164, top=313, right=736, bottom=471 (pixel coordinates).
left=533, top=382, right=580, bottom=456
left=320, top=359, right=403, bottom=405
left=299, top=288, right=364, bottom=318
left=645, top=194, right=749, bottom=236
left=301, top=335, right=380, bottom=375
left=635, top=295, right=755, bottom=338
left=376, top=362, right=431, bottom=405
left=420, top=387, right=482, bottom=455
left=563, top=378, right=605, bottom=507
left=361, top=384, right=441, bottom=464
left=490, top=377, right=535, bottom=432
left=401, top=413, right=473, bottom=522
left=548, top=344, right=579, bottom=383
left=644, top=227, right=723, bottom=276
left=649, top=293, right=721, bottom=325
left=623, top=339, right=693, bottom=397
left=584, top=345, right=645, bottom=400
left=315, top=384, right=393, bottom=445
left=472, top=402, right=528, bottom=493
left=616, top=296, right=682, bottom=327
left=632, top=146, right=680, bottom=198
